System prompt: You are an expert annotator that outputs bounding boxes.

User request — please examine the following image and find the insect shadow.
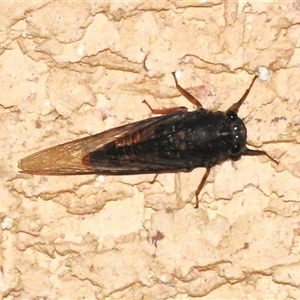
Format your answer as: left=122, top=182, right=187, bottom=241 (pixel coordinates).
left=19, top=72, right=278, bottom=208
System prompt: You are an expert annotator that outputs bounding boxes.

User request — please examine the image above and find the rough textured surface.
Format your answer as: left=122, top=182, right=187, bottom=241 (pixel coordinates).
left=2, top=1, right=300, bottom=299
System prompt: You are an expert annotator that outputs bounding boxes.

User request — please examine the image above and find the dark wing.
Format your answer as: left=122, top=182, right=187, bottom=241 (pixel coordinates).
left=18, top=112, right=187, bottom=175
left=86, top=154, right=198, bottom=175
left=85, top=109, right=217, bottom=175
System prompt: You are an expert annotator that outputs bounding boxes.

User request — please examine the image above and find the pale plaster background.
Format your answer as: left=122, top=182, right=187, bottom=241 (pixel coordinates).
left=1, top=1, right=300, bottom=299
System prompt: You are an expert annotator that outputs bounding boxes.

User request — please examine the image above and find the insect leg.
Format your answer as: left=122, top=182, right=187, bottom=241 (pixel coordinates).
left=149, top=173, right=159, bottom=184
left=194, top=168, right=211, bottom=208
left=142, top=100, right=187, bottom=114
left=172, top=72, right=202, bottom=109
left=227, top=75, right=258, bottom=113
left=242, top=147, right=279, bottom=164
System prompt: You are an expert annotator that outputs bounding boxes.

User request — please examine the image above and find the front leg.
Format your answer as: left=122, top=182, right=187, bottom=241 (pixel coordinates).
left=172, top=72, right=203, bottom=109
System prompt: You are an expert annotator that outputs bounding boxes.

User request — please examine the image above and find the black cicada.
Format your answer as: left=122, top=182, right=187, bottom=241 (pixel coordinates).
left=19, top=72, right=278, bottom=207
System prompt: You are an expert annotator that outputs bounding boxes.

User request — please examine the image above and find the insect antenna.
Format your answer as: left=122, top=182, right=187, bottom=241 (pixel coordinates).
left=226, top=75, right=258, bottom=113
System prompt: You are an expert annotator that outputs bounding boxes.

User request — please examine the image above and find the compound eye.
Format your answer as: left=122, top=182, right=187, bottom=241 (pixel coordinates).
left=231, top=142, right=242, bottom=155
left=227, top=111, right=238, bottom=120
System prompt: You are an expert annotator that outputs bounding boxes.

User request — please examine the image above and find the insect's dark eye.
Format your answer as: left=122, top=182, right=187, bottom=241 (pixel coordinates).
left=231, top=141, right=242, bottom=155
left=227, top=111, right=237, bottom=120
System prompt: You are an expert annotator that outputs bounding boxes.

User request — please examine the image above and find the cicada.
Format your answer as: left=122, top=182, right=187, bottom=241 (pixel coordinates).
left=19, top=72, right=278, bottom=207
